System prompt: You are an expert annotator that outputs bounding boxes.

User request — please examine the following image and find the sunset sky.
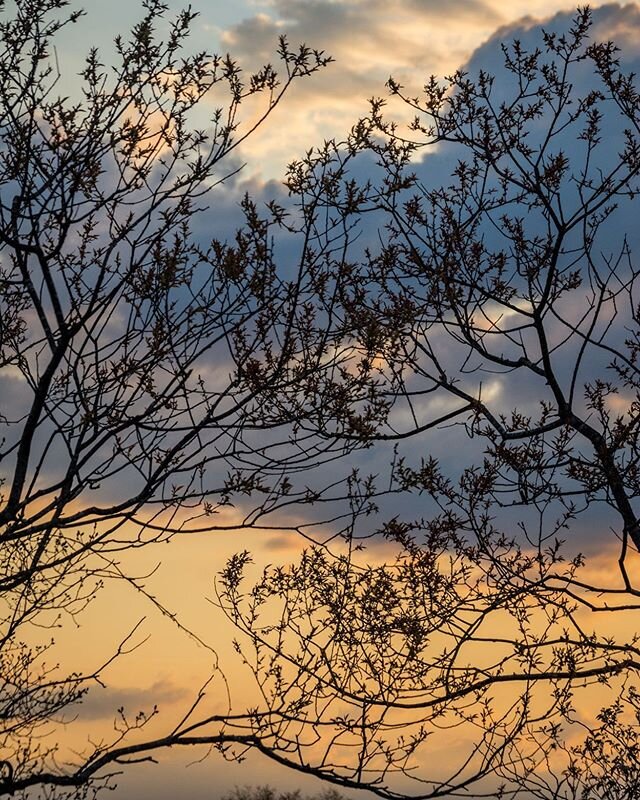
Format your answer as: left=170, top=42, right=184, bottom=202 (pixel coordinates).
left=39, top=1, right=640, bottom=798
left=56, top=0, right=640, bottom=179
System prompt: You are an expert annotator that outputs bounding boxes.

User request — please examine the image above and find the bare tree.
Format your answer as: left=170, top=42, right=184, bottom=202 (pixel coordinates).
left=4, top=3, right=640, bottom=800
left=218, top=8, right=640, bottom=800
left=0, top=1, right=388, bottom=795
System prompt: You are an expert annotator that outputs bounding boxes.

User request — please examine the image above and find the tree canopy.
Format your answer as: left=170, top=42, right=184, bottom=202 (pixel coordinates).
left=1, top=3, right=640, bottom=800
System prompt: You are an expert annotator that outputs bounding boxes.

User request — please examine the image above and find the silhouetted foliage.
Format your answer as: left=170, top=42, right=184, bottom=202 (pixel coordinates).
left=221, top=786, right=345, bottom=800
left=0, top=0, right=366, bottom=795
left=219, top=7, right=640, bottom=800
left=3, top=3, right=640, bottom=800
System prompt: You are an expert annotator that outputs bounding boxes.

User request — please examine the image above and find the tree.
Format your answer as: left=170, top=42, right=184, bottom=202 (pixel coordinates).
left=0, top=1, right=385, bottom=795
left=3, top=3, right=640, bottom=800
left=221, top=786, right=345, bottom=800
left=219, top=8, right=640, bottom=799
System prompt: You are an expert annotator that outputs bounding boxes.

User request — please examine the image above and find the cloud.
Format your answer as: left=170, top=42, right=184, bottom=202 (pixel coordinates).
left=222, top=0, right=502, bottom=67
left=207, top=0, right=506, bottom=177
left=204, top=1, right=639, bottom=180
left=77, top=680, right=190, bottom=721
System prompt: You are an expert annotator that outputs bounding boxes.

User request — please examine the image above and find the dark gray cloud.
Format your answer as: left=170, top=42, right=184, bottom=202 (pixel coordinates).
left=194, top=4, right=640, bottom=553
left=76, top=680, right=190, bottom=721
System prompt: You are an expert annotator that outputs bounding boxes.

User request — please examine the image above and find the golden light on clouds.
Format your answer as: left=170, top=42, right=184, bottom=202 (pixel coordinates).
left=214, top=0, right=640, bottom=178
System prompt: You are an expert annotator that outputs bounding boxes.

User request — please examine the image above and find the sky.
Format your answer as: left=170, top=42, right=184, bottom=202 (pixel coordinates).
left=53, top=0, right=640, bottom=180
left=13, top=1, right=640, bottom=799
